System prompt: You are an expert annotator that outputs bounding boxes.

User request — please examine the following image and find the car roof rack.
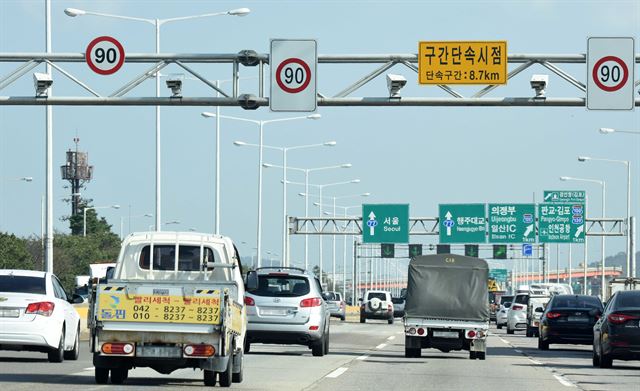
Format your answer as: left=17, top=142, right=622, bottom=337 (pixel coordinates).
left=255, top=266, right=307, bottom=273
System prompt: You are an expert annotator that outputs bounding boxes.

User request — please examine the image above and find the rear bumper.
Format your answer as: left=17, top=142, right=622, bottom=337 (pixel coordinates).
left=329, top=308, right=345, bottom=318
left=542, top=325, right=593, bottom=344
left=247, top=321, right=324, bottom=345
left=0, top=317, right=61, bottom=350
left=362, top=310, right=393, bottom=320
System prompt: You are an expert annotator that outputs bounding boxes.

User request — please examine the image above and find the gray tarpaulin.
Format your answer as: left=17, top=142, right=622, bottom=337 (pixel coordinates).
left=405, top=254, right=489, bottom=322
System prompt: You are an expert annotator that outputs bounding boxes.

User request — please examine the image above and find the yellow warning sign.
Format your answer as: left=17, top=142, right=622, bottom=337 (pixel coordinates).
left=418, top=41, right=507, bottom=85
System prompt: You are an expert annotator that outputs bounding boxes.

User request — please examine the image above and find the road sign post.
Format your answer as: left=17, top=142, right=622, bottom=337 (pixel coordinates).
left=488, top=203, right=536, bottom=243
left=85, top=36, right=125, bottom=75
left=270, top=39, right=317, bottom=112
left=538, top=203, right=585, bottom=243
left=587, top=37, right=635, bottom=110
left=362, top=204, right=409, bottom=244
left=439, top=204, right=487, bottom=243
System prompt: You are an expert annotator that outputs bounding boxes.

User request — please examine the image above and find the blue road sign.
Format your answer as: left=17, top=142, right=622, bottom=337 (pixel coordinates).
left=522, top=244, right=533, bottom=257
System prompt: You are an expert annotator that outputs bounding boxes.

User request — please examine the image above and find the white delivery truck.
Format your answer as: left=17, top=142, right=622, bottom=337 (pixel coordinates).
left=88, top=232, right=251, bottom=387
left=404, top=254, right=490, bottom=360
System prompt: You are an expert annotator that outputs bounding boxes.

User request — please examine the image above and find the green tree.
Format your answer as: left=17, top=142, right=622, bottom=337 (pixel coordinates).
left=62, top=198, right=114, bottom=236
left=0, top=232, right=34, bottom=270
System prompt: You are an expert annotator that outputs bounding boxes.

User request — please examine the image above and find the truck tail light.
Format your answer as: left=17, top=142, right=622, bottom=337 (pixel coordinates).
left=417, top=328, right=425, bottom=336
left=407, top=327, right=416, bottom=335
left=25, top=301, right=55, bottom=316
left=466, top=330, right=477, bottom=339
left=244, top=296, right=255, bottom=306
left=101, top=342, right=134, bottom=355
left=184, top=344, right=215, bottom=357
left=300, top=297, right=322, bottom=307
left=608, top=313, right=639, bottom=324
left=546, top=312, right=562, bottom=319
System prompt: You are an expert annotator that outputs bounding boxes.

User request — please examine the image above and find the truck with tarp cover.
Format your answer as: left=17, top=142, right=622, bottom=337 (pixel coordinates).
left=404, top=254, right=489, bottom=360
left=87, top=232, right=249, bottom=387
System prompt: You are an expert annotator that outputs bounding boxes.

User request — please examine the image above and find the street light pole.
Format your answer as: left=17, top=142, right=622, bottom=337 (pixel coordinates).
left=45, top=0, right=53, bottom=272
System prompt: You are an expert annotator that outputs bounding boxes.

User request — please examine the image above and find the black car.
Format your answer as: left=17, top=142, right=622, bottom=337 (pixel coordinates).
left=593, top=290, right=640, bottom=368
left=538, top=294, right=603, bottom=350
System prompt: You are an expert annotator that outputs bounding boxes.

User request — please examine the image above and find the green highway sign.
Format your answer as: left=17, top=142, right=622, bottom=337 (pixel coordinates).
left=408, top=244, right=423, bottom=257
left=381, top=243, right=395, bottom=258
left=543, top=190, right=585, bottom=204
left=439, top=204, right=487, bottom=244
left=493, top=244, right=507, bottom=259
left=538, top=203, right=585, bottom=243
left=362, top=204, right=409, bottom=243
left=488, top=203, right=536, bottom=243
left=489, top=268, right=508, bottom=283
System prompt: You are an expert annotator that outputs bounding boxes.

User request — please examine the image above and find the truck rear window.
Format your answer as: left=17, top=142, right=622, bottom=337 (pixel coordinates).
left=139, top=245, right=216, bottom=271
left=252, top=276, right=310, bottom=297
left=0, top=275, right=46, bottom=294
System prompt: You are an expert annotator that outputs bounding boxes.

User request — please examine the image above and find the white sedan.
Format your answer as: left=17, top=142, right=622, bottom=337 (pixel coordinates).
left=0, top=269, right=83, bottom=362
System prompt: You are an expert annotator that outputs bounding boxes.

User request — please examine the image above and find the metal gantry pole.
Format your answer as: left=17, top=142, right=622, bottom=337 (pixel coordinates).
left=282, top=148, right=287, bottom=266
left=332, top=197, right=336, bottom=291
left=601, top=182, right=606, bottom=298
left=584, top=195, right=589, bottom=294
left=214, top=80, right=221, bottom=235
left=44, top=0, right=53, bottom=272
left=304, top=169, right=309, bottom=270
left=154, top=19, right=161, bottom=232
left=626, top=162, right=632, bottom=278
left=256, top=121, right=264, bottom=267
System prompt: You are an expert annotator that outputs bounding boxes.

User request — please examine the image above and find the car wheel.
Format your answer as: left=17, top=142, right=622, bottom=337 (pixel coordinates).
left=497, top=324, right=502, bottom=330
left=506, top=327, right=514, bottom=335
left=599, top=342, right=613, bottom=369
left=388, top=317, right=394, bottom=325
left=203, top=369, right=216, bottom=386
left=95, top=367, right=109, bottom=384
left=360, top=316, right=366, bottom=323
left=63, top=325, right=80, bottom=360
left=219, top=355, right=233, bottom=387
left=324, top=329, right=330, bottom=355
left=340, top=315, right=346, bottom=321
left=592, top=344, right=600, bottom=367
left=47, top=328, right=65, bottom=363
left=526, top=329, right=533, bottom=338
left=110, top=368, right=127, bottom=384
left=232, top=352, right=243, bottom=383
left=538, top=336, right=549, bottom=351
left=312, top=335, right=326, bottom=357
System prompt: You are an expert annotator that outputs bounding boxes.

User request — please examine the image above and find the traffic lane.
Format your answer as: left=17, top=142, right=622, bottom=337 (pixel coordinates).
left=496, top=327, right=640, bottom=391
left=312, top=332, right=571, bottom=391
left=0, top=319, right=399, bottom=390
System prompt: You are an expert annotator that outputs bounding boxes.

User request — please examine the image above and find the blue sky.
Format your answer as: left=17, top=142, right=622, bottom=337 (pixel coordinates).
left=0, top=0, right=638, bottom=274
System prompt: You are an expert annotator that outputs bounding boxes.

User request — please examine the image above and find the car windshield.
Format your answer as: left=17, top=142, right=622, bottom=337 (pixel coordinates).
left=252, top=275, right=310, bottom=297
left=0, top=275, right=46, bottom=294
left=367, top=292, right=387, bottom=301
left=615, top=292, right=640, bottom=308
left=514, top=295, right=528, bottom=304
left=551, top=296, right=602, bottom=309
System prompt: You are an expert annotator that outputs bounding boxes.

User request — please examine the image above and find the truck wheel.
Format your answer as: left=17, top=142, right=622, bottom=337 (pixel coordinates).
left=95, top=367, right=109, bottom=384
left=47, top=329, right=64, bottom=363
left=219, top=356, right=233, bottom=387
left=110, top=368, right=127, bottom=384
left=506, top=327, right=514, bottom=335
left=477, top=352, right=486, bottom=360
left=526, top=328, right=533, bottom=338
left=360, top=315, right=366, bottom=323
left=244, top=339, right=251, bottom=354
left=312, top=335, right=326, bottom=357
left=469, top=351, right=477, bottom=360
left=203, top=370, right=216, bottom=386
left=341, top=315, right=346, bottom=321
left=497, top=324, right=502, bottom=330
left=232, top=355, right=244, bottom=383
left=63, top=325, right=80, bottom=360
left=388, top=317, right=394, bottom=325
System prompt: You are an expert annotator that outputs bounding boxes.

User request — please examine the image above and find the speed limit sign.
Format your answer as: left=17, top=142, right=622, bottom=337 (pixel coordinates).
left=270, top=39, right=317, bottom=112
left=85, top=36, right=125, bottom=75
left=587, top=37, right=635, bottom=110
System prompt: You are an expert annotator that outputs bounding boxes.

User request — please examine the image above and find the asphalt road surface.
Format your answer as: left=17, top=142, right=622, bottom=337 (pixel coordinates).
left=0, top=320, right=637, bottom=390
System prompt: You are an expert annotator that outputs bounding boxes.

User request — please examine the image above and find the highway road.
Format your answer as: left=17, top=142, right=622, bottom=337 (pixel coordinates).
left=0, top=320, right=637, bottom=390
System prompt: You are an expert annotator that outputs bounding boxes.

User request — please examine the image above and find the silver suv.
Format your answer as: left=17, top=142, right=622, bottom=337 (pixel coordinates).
left=244, top=267, right=330, bottom=356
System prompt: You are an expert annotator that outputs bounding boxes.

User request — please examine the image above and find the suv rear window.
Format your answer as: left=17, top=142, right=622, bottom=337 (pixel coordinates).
left=139, top=245, right=216, bottom=271
left=391, top=297, right=405, bottom=304
left=253, top=275, right=310, bottom=297
left=367, top=292, right=387, bottom=301
left=0, top=275, right=46, bottom=294
left=514, top=295, right=529, bottom=304
left=550, top=296, right=602, bottom=309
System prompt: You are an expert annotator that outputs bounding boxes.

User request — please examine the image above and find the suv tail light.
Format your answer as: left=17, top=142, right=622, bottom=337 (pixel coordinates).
left=388, top=304, right=393, bottom=312
left=300, top=297, right=323, bottom=308
left=511, top=304, right=524, bottom=311
left=244, top=296, right=255, bottom=306
left=608, top=313, right=640, bottom=324
left=546, top=312, right=562, bottom=319
left=25, top=301, right=55, bottom=316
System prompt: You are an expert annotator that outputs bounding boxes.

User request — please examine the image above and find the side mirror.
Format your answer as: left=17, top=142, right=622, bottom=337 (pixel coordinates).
left=321, top=292, right=331, bottom=301
left=70, top=293, right=85, bottom=304
left=245, top=271, right=258, bottom=291
left=535, top=307, right=544, bottom=313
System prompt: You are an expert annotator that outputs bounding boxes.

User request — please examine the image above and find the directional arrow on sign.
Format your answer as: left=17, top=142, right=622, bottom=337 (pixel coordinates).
left=524, top=224, right=534, bottom=237
left=367, top=211, right=377, bottom=236
left=575, top=225, right=584, bottom=238
left=445, top=211, right=453, bottom=236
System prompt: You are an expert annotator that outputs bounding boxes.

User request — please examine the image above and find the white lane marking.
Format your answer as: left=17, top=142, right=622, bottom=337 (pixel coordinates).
left=396, top=331, right=404, bottom=334
left=83, top=367, right=94, bottom=371
left=356, top=354, right=369, bottom=361
left=387, top=336, right=396, bottom=341
left=376, top=343, right=387, bottom=349
left=499, top=337, right=510, bottom=345
left=528, top=359, right=542, bottom=365
left=553, top=374, right=576, bottom=388
left=326, top=367, right=349, bottom=378
left=514, top=349, right=523, bottom=353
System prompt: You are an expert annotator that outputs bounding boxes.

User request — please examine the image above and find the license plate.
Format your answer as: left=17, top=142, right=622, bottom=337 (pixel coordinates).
left=0, top=308, right=19, bottom=318
left=568, top=316, right=588, bottom=322
left=260, top=308, right=288, bottom=316
left=136, top=345, right=182, bottom=358
left=433, top=331, right=458, bottom=338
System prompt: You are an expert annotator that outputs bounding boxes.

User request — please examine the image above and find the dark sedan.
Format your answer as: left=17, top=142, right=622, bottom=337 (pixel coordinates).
left=538, top=294, right=603, bottom=350
left=593, top=290, right=640, bottom=368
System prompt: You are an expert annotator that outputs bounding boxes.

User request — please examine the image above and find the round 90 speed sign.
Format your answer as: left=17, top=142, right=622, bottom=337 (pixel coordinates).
left=592, top=55, right=629, bottom=92
left=275, top=58, right=312, bottom=93
left=85, top=36, right=125, bottom=75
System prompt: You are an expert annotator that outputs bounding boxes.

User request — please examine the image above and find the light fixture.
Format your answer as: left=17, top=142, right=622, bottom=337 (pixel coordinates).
left=307, top=114, right=322, bottom=120
left=33, top=72, right=53, bottom=97
left=577, top=156, right=591, bottom=162
left=324, top=141, right=337, bottom=146
left=228, top=8, right=251, bottom=16
left=234, top=141, right=248, bottom=146
left=386, top=74, right=407, bottom=98
left=599, top=127, right=615, bottom=134
left=559, top=176, right=570, bottom=181
left=63, top=8, right=85, bottom=17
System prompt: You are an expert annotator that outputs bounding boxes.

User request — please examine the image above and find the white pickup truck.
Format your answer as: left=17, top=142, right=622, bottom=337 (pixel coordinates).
left=88, top=232, right=251, bottom=387
left=404, top=254, right=490, bottom=360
